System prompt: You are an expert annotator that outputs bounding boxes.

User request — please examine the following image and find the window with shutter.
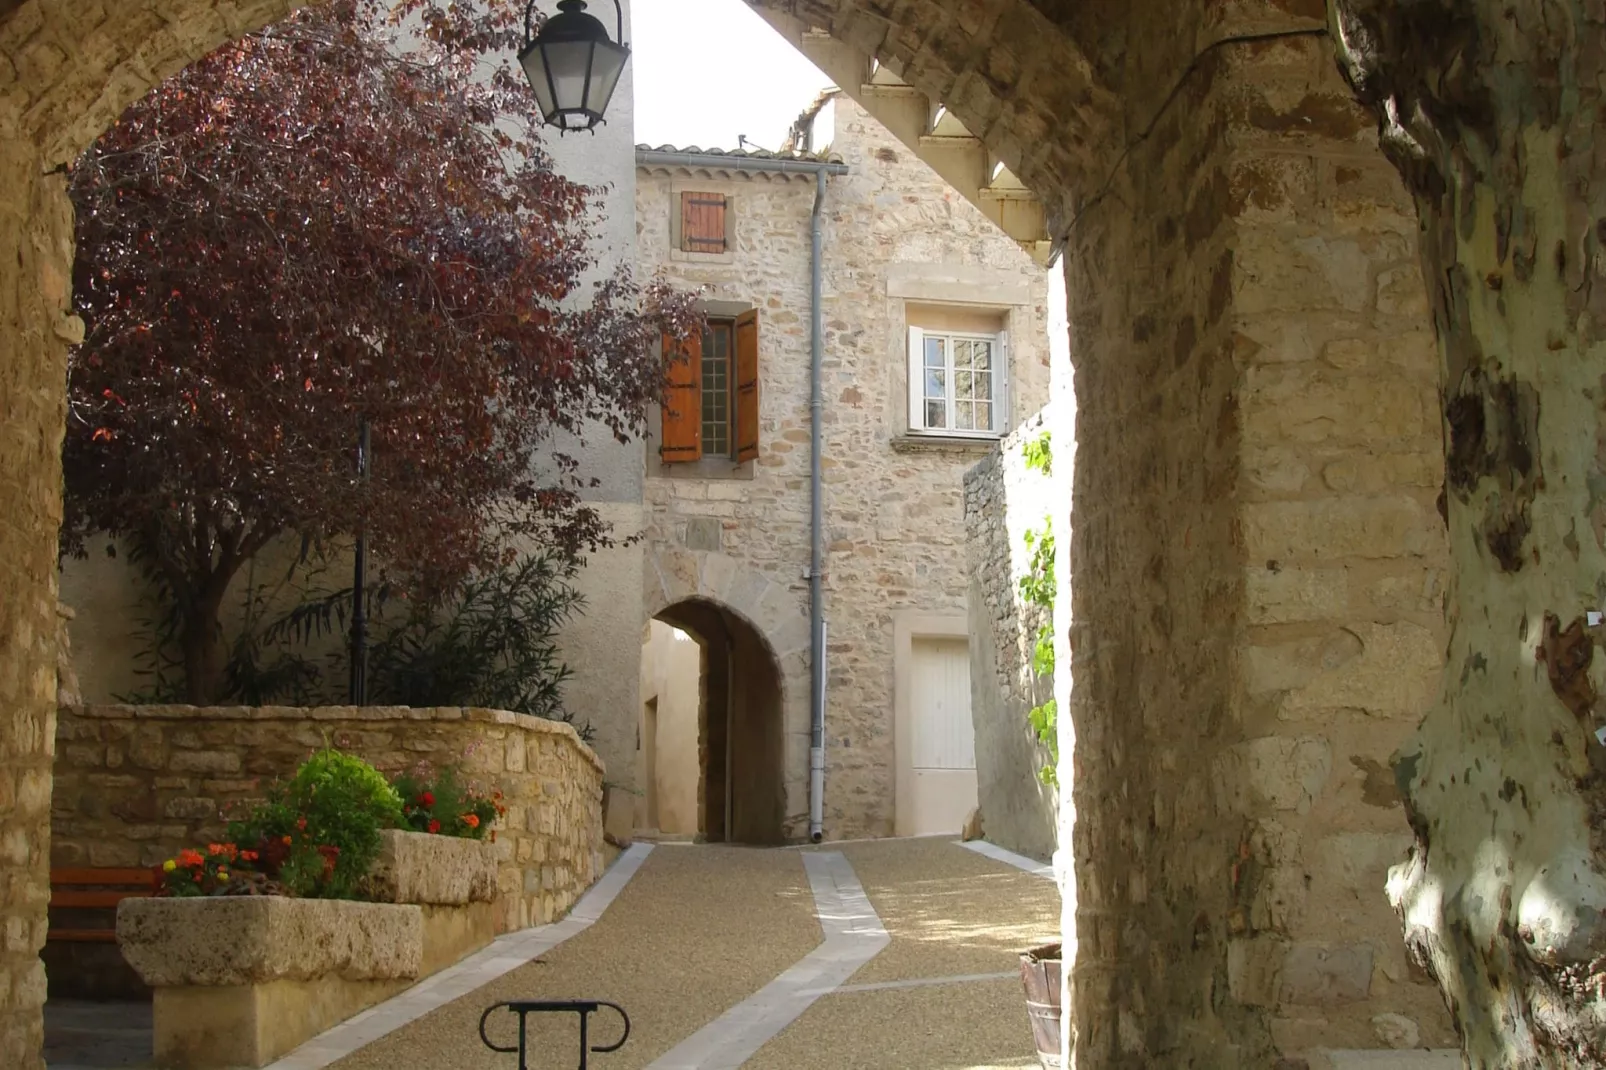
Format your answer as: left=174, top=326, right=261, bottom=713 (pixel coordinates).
left=680, top=193, right=727, bottom=253
left=661, top=331, right=702, bottom=463
left=734, top=310, right=760, bottom=462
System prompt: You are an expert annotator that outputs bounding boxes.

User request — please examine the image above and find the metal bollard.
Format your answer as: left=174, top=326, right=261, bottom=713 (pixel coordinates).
left=478, top=999, right=631, bottom=1069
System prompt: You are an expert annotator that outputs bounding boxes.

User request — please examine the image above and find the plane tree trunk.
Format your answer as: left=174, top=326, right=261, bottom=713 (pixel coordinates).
left=1328, top=2, right=1606, bottom=1064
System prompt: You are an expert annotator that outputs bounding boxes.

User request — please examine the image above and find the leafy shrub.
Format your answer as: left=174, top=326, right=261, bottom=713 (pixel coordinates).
left=392, top=763, right=505, bottom=841
left=1019, top=431, right=1058, bottom=786
left=226, top=749, right=403, bottom=897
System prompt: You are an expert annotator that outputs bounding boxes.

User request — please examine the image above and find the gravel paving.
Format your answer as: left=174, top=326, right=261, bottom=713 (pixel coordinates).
left=330, top=844, right=820, bottom=1070
left=744, top=837, right=1058, bottom=1070
left=838, top=837, right=1058, bottom=984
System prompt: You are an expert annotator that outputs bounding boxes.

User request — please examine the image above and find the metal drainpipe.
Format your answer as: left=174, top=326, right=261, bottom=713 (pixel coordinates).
left=808, top=169, right=827, bottom=845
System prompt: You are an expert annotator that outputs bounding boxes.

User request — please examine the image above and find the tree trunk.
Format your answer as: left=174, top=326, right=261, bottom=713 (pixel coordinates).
left=1329, top=2, right=1606, bottom=1063
left=180, top=592, right=228, bottom=706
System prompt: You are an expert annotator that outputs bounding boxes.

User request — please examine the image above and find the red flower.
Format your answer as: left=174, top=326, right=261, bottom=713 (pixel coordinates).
left=428, top=819, right=441, bottom=834
left=296, top=816, right=307, bottom=831
left=177, top=849, right=204, bottom=868
left=420, top=792, right=435, bottom=808
left=240, top=850, right=259, bottom=863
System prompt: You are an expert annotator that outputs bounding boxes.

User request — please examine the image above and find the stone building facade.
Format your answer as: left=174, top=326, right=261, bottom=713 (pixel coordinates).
left=637, top=93, right=1051, bottom=843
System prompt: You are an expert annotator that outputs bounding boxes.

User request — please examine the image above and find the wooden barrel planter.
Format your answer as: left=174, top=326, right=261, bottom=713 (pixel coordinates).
left=1020, top=942, right=1063, bottom=1069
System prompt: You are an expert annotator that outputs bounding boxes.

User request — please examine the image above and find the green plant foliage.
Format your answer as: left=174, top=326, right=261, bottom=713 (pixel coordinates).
left=393, top=763, right=504, bottom=840
left=360, top=554, right=587, bottom=735
left=227, top=748, right=403, bottom=898
left=1019, top=430, right=1058, bottom=786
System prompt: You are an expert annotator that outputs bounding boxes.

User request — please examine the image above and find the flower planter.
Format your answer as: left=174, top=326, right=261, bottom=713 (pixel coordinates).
left=118, top=897, right=422, bottom=1069
left=370, top=829, right=502, bottom=974
left=116, top=833, right=502, bottom=1068
left=1020, top=942, right=1063, bottom=1070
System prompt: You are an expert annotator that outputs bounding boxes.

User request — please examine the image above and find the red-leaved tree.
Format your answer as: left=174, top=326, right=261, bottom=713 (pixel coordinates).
left=64, top=0, right=695, bottom=703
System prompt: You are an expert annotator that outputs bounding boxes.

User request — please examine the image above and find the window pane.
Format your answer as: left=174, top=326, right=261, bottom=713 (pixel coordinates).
left=702, top=323, right=731, bottom=456
left=924, top=367, right=946, bottom=400
left=974, top=366, right=992, bottom=402
left=956, top=400, right=978, bottom=430
left=974, top=400, right=993, bottom=431
left=955, top=369, right=974, bottom=401
left=924, top=336, right=945, bottom=368
left=973, top=340, right=992, bottom=372
left=925, top=400, right=947, bottom=428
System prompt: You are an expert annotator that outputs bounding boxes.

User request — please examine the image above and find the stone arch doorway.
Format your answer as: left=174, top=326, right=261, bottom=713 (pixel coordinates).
left=641, top=599, right=786, bottom=845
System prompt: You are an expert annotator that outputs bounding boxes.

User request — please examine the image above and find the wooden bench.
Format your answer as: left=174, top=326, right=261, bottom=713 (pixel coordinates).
left=48, top=867, right=158, bottom=943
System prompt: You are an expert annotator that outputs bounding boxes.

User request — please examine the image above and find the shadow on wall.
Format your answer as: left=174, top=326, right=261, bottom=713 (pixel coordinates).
left=640, top=599, right=785, bottom=845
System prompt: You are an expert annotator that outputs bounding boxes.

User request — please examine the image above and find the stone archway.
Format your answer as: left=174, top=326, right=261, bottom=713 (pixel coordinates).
left=751, top=2, right=1456, bottom=1065
left=645, top=548, right=809, bottom=841
left=644, top=599, right=787, bottom=845
left=1, top=3, right=302, bottom=1064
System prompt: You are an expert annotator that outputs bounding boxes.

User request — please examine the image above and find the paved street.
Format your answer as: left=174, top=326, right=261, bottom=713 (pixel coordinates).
left=46, top=838, right=1059, bottom=1070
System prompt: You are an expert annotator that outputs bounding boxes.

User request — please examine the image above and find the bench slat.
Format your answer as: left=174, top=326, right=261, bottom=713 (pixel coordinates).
left=48, top=929, right=118, bottom=944
left=50, top=867, right=157, bottom=887
left=52, top=889, right=148, bottom=909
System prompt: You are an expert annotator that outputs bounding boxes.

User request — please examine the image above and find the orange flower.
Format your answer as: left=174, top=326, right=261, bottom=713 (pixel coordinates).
left=207, top=843, right=225, bottom=856
left=240, top=850, right=259, bottom=863
left=281, top=835, right=293, bottom=845
left=463, top=813, right=480, bottom=829
left=177, top=849, right=204, bottom=868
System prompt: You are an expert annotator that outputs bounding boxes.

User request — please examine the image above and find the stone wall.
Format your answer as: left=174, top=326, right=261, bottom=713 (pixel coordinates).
left=52, top=705, right=604, bottom=931
left=1058, top=11, right=1455, bottom=1065
left=963, top=411, right=1057, bottom=863
left=640, top=95, right=1052, bottom=840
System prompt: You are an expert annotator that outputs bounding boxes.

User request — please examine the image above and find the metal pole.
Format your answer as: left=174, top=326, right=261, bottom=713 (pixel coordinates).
left=808, top=169, right=827, bottom=844
left=349, top=417, right=370, bottom=705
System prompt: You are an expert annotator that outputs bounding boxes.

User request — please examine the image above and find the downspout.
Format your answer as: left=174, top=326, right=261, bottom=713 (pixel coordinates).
left=808, top=168, right=827, bottom=844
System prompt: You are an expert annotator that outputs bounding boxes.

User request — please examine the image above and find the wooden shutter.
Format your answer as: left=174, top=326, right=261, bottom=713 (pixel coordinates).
left=734, top=310, right=760, bottom=463
left=661, top=331, right=702, bottom=463
left=680, top=193, right=727, bottom=253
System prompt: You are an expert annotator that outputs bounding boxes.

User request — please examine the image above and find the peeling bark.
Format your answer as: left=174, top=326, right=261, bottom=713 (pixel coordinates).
left=1330, top=1, right=1606, bottom=1064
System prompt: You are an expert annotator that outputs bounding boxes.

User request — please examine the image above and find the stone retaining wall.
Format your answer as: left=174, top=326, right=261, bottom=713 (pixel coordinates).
left=52, top=705, right=605, bottom=931
left=963, top=411, right=1058, bottom=862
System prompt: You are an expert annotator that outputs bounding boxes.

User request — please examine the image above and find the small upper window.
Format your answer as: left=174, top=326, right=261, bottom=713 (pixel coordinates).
left=661, top=310, right=760, bottom=464
left=907, top=327, right=1008, bottom=437
left=680, top=192, right=727, bottom=254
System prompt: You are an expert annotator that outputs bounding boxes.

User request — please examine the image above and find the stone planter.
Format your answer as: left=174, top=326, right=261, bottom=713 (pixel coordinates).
left=116, top=832, right=503, bottom=1068
left=370, top=829, right=501, bottom=974
left=118, top=897, right=422, bottom=1069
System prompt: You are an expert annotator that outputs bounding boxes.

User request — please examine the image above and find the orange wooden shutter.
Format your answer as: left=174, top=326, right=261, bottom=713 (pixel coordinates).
left=661, top=330, right=702, bottom=463
left=734, top=310, right=760, bottom=463
left=680, top=192, right=727, bottom=253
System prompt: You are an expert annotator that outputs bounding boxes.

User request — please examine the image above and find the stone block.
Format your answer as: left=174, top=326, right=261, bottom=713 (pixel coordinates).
left=367, top=829, right=498, bottom=906
left=1280, top=943, right=1374, bottom=1005
left=117, top=897, right=422, bottom=987
left=1228, top=935, right=1287, bottom=1006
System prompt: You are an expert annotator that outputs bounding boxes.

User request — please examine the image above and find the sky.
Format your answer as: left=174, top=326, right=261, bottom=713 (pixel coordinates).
left=631, top=0, right=834, bottom=151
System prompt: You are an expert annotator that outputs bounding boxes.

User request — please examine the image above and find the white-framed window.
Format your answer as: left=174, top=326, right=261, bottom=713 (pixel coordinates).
left=907, top=327, right=1008, bottom=436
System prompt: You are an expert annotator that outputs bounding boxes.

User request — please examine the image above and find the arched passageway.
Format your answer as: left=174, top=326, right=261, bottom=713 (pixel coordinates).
left=641, top=599, right=786, bottom=846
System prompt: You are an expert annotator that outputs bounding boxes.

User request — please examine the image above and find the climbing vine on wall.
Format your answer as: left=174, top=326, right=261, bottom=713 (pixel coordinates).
left=1019, top=431, right=1057, bottom=786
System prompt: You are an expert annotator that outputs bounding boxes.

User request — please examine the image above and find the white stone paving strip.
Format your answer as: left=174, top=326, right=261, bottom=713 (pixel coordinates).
left=644, top=850, right=889, bottom=1070
left=956, top=839, right=1055, bottom=879
left=808, top=970, right=1018, bottom=996
left=263, top=842, right=655, bottom=1070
